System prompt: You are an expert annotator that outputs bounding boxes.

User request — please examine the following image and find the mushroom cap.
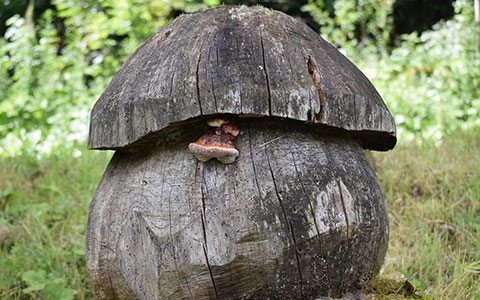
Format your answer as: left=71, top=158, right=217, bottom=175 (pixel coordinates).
left=189, top=142, right=239, bottom=162
left=188, top=127, right=239, bottom=163
left=88, top=5, right=396, bottom=151
left=221, top=122, right=240, bottom=137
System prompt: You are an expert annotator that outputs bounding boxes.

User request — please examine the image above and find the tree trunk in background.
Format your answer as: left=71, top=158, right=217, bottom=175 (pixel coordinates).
left=475, top=0, right=480, bottom=26
left=476, top=0, right=480, bottom=51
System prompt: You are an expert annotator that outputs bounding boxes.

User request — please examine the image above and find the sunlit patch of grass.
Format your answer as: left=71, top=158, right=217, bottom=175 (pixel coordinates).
left=374, top=128, right=480, bottom=299
left=0, top=146, right=112, bottom=300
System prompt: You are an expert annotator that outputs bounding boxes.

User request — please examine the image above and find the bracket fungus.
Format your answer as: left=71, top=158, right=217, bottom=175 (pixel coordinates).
left=188, top=119, right=240, bottom=164
left=86, top=5, right=396, bottom=300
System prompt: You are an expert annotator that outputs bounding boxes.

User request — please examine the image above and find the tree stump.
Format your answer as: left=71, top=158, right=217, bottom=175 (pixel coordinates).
left=86, top=6, right=396, bottom=300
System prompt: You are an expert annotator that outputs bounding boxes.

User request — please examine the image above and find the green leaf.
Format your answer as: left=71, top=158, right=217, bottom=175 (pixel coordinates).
left=402, top=271, right=428, bottom=291
left=21, top=269, right=47, bottom=293
left=44, top=284, right=77, bottom=300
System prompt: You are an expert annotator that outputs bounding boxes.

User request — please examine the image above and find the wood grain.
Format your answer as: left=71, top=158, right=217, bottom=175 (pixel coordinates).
left=87, top=6, right=396, bottom=151
left=86, top=123, right=389, bottom=299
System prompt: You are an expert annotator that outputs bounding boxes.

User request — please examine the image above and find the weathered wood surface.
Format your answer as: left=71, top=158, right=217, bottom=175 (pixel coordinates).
left=86, top=123, right=389, bottom=300
left=88, top=6, right=396, bottom=151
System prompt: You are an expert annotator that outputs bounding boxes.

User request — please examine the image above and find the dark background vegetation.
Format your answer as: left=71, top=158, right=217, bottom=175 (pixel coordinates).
left=0, top=0, right=479, bottom=299
left=0, top=0, right=457, bottom=39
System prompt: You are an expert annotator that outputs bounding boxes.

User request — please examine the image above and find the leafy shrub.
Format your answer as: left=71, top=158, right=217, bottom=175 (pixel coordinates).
left=0, top=0, right=219, bottom=156
left=0, top=0, right=478, bottom=154
left=304, top=0, right=480, bottom=143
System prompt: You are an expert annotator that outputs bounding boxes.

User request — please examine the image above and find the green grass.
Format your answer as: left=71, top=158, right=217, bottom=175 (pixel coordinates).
left=371, top=129, right=480, bottom=299
left=0, top=147, right=112, bottom=300
left=0, top=131, right=479, bottom=299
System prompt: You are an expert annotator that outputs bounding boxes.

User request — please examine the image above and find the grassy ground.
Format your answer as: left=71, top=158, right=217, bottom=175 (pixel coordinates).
left=0, top=147, right=112, bottom=300
left=369, top=129, right=480, bottom=299
left=0, top=130, right=479, bottom=299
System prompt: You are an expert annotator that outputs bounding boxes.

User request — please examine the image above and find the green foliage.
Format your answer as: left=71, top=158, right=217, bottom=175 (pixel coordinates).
left=360, top=0, right=480, bottom=142
left=0, top=0, right=219, bottom=156
left=22, top=269, right=77, bottom=299
left=0, top=147, right=112, bottom=299
left=302, top=0, right=394, bottom=52
left=0, top=0, right=478, bottom=154
left=303, top=0, right=480, bottom=143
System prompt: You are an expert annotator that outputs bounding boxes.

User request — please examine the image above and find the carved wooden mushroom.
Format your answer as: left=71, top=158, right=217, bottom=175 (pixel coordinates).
left=86, top=6, right=396, bottom=300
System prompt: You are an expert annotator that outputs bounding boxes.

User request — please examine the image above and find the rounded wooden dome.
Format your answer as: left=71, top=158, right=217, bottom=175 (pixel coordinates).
left=88, top=6, right=396, bottom=151
left=86, top=122, right=389, bottom=299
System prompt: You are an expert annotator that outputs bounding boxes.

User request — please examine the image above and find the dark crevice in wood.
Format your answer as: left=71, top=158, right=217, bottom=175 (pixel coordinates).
left=259, top=30, right=272, bottom=116
left=199, top=170, right=218, bottom=299
left=232, top=172, right=238, bottom=200
left=157, top=30, right=171, bottom=46
left=94, top=115, right=395, bottom=152
left=199, top=161, right=209, bottom=251
left=291, top=152, right=321, bottom=239
left=203, top=245, right=219, bottom=300
left=324, top=148, right=350, bottom=238
left=247, top=128, right=264, bottom=209
left=169, top=73, right=175, bottom=99
left=307, top=55, right=325, bottom=122
left=263, top=135, right=304, bottom=296
left=234, top=34, right=244, bottom=115
left=200, top=189, right=208, bottom=252
left=215, top=32, right=220, bottom=66
left=213, top=163, right=219, bottom=188
left=196, top=39, right=206, bottom=115
left=288, top=219, right=304, bottom=291
left=214, top=33, right=220, bottom=113
left=211, top=77, right=218, bottom=113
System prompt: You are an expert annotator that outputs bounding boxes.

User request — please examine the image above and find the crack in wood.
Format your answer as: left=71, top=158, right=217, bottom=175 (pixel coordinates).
left=203, top=245, right=219, bottom=300
left=255, top=135, right=284, bottom=149
left=200, top=188, right=208, bottom=252
left=169, top=73, right=175, bottom=99
left=291, top=152, right=321, bottom=239
left=323, top=146, right=351, bottom=238
left=307, top=55, right=325, bottom=122
left=196, top=39, right=206, bottom=115
left=247, top=128, right=265, bottom=209
left=199, top=183, right=219, bottom=299
left=263, top=133, right=304, bottom=297
left=198, top=164, right=219, bottom=299
left=211, top=77, right=218, bottom=113
left=259, top=30, right=272, bottom=116
left=288, top=219, right=304, bottom=287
